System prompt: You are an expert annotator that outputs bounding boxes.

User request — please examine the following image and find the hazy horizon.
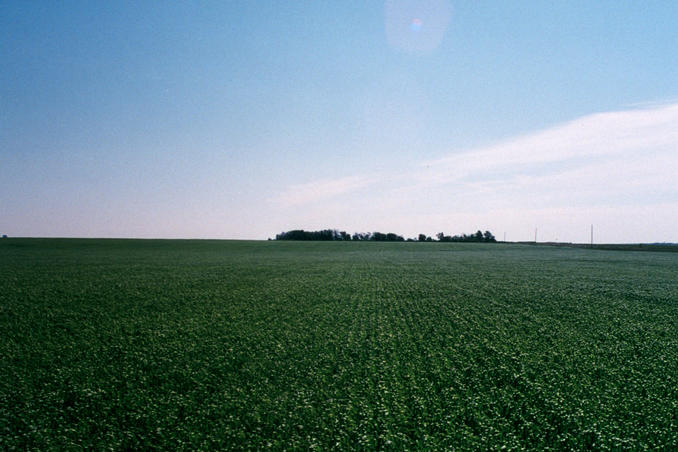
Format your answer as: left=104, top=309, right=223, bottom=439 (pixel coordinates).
left=3, top=2, right=678, bottom=243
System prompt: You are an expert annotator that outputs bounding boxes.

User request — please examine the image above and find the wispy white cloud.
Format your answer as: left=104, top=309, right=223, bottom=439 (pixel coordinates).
left=271, top=175, right=376, bottom=207
left=622, top=97, right=678, bottom=109
left=271, top=101, right=678, bottom=242
left=417, top=101, right=678, bottom=188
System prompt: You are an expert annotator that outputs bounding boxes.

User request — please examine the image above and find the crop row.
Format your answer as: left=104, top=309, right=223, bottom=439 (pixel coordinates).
left=1, top=240, right=677, bottom=449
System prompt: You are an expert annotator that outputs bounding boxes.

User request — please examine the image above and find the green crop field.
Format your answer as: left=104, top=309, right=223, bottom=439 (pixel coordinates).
left=1, top=239, right=677, bottom=450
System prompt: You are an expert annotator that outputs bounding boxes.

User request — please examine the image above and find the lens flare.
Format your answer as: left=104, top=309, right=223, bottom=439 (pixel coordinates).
left=385, top=0, right=452, bottom=54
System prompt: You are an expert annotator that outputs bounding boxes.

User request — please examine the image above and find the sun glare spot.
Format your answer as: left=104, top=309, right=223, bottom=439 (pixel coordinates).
left=385, top=0, right=452, bottom=54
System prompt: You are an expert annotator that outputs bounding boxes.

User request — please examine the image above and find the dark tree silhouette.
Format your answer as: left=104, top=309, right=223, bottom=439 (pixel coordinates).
left=276, top=229, right=353, bottom=241
left=276, top=229, right=496, bottom=243
left=352, top=232, right=371, bottom=241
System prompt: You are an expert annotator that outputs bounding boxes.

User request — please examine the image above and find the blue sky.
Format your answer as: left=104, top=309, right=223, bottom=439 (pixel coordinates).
left=2, top=1, right=678, bottom=242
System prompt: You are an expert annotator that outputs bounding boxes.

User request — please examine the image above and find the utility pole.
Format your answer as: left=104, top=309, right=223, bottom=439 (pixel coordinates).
left=534, top=228, right=538, bottom=243
left=503, top=231, right=506, bottom=242
left=591, top=224, right=593, bottom=248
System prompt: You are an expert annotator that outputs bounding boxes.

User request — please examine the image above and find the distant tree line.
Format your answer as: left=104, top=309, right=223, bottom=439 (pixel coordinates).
left=275, top=229, right=496, bottom=242
left=436, top=230, right=496, bottom=242
left=275, top=229, right=405, bottom=242
left=275, top=229, right=347, bottom=241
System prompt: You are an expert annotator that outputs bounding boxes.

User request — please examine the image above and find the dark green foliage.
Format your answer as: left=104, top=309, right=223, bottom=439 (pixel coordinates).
left=276, top=229, right=351, bottom=241
left=438, top=230, right=496, bottom=242
left=371, top=232, right=405, bottom=242
left=1, top=239, right=678, bottom=449
left=277, top=230, right=406, bottom=242
left=278, top=229, right=496, bottom=243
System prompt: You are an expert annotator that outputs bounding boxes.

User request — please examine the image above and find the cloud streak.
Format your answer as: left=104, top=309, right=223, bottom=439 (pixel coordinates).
left=271, top=101, right=678, bottom=242
left=271, top=175, right=376, bottom=208
left=418, top=101, right=678, bottom=189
